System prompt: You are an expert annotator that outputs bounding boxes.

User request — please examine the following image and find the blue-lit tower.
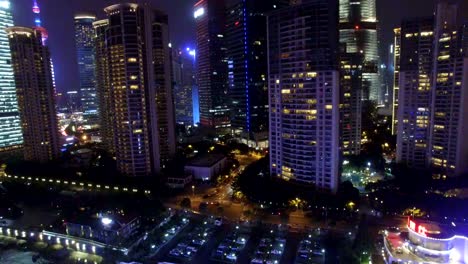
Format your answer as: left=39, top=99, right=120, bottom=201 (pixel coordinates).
left=172, top=47, right=196, bottom=126
left=74, top=13, right=98, bottom=124
left=226, top=0, right=289, bottom=147
left=0, top=0, right=23, bottom=151
left=32, top=0, right=48, bottom=45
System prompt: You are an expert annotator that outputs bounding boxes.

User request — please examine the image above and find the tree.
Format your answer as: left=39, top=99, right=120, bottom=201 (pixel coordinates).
left=180, top=197, right=191, bottom=209
left=216, top=206, right=224, bottom=216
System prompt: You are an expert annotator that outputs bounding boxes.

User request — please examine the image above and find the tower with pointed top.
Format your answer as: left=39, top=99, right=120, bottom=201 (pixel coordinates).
left=32, top=0, right=48, bottom=45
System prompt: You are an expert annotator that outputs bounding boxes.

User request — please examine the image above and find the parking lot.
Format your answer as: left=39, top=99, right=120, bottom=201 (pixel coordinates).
left=148, top=213, right=328, bottom=264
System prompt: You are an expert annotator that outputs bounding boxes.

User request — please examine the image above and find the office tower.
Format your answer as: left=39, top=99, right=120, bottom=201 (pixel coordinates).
left=194, top=0, right=230, bottom=132
left=172, top=48, right=195, bottom=126
left=6, top=27, right=60, bottom=162
left=268, top=0, right=340, bottom=192
left=395, top=17, right=434, bottom=169
left=66, top=90, right=80, bottom=112
left=225, top=0, right=289, bottom=147
left=98, top=3, right=175, bottom=176
left=429, top=2, right=468, bottom=179
left=391, top=28, right=401, bottom=135
left=339, top=0, right=380, bottom=103
left=74, top=13, right=98, bottom=124
left=340, top=47, right=363, bottom=156
left=0, top=1, right=23, bottom=152
left=93, top=19, right=113, bottom=152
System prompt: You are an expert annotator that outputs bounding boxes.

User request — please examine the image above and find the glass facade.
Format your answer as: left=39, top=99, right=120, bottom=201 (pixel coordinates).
left=339, top=0, right=380, bottom=102
left=226, top=0, right=288, bottom=141
left=0, top=1, right=23, bottom=151
left=74, top=14, right=97, bottom=121
left=194, top=0, right=230, bottom=132
left=172, top=49, right=195, bottom=126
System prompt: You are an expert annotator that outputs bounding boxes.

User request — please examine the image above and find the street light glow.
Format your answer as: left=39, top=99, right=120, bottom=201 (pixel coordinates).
left=101, top=217, right=113, bottom=225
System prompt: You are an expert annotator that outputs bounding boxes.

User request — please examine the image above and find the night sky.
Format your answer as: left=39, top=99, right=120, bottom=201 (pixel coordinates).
left=11, top=0, right=468, bottom=94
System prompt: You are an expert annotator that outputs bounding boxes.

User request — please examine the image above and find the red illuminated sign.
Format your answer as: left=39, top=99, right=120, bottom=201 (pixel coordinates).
left=408, top=217, right=427, bottom=237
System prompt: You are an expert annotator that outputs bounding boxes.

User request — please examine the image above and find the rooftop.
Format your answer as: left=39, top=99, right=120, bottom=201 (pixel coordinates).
left=186, top=154, right=226, bottom=168
left=66, top=211, right=139, bottom=232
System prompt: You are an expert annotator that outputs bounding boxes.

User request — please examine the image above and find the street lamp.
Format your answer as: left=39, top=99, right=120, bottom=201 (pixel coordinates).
left=192, top=185, right=195, bottom=197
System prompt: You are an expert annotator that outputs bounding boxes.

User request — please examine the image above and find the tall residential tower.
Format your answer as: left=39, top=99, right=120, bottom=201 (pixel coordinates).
left=395, top=17, right=434, bottom=169
left=429, top=2, right=468, bottom=179
left=268, top=0, right=340, bottom=192
left=96, top=3, right=176, bottom=176
left=6, top=27, right=59, bottom=162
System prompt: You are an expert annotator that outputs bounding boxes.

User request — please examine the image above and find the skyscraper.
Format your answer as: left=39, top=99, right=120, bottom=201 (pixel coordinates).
left=339, top=0, right=380, bottom=103
left=396, top=17, right=434, bottom=169
left=268, top=0, right=340, bottom=192
left=97, top=3, right=176, bottom=176
left=194, top=0, right=230, bottom=133
left=340, top=47, right=363, bottom=156
left=429, top=2, right=468, bottom=179
left=394, top=1, right=468, bottom=178
left=93, top=19, right=113, bottom=152
left=6, top=27, right=60, bottom=162
left=172, top=48, right=195, bottom=126
left=225, top=0, right=288, bottom=147
left=391, top=28, right=401, bottom=135
left=0, top=0, right=23, bottom=152
left=74, top=13, right=98, bottom=124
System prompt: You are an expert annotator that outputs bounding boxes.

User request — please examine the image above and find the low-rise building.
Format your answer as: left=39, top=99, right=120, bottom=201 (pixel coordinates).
left=166, top=174, right=193, bottom=189
left=383, top=217, right=468, bottom=264
left=184, top=154, right=227, bottom=181
left=65, top=212, right=140, bottom=246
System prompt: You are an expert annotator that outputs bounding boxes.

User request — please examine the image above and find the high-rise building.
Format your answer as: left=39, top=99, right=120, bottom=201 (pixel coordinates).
left=395, top=17, right=434, bottom=169
left=194, top=0, right=230, bottom=132
left=225, top=0, right=289, bottom=147
left=97, top=3, right=176, bottom=176
left=74, top=13, right=98, bottom=124
left=394, top=2, right=468, bottom=178
left=268, top=0, right=340, bottom=192
left=340, top=46, right=363, bottom=156
left=93, top=19, right=113, bottom=152
left=172, top=48, right=196, bottom=126
left=6, top=27, right=60, bottom=162
left=339, top=0, right=380, bottom=103
left=429, top=2, right=468, bottom=179
left=391, top=28, right=401, bottom=135
left=0, top=1, right=23, bottom=152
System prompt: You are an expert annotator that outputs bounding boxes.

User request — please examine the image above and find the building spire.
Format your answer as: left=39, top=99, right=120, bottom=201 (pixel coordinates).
left=32, top=0, right=48, bottom=44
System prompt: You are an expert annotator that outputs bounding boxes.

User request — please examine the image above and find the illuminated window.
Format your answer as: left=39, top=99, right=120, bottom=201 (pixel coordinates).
left=325, top=105, right=333, bottom=110
left=130, top=85, right=139, bottom=90
left=437, top=55, right=450, bottom=61
left=306, top=72, right=317, bottom=78
left=281, top=89, right=290, bottom=94
left=127, top=58, right=137, bottom=62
